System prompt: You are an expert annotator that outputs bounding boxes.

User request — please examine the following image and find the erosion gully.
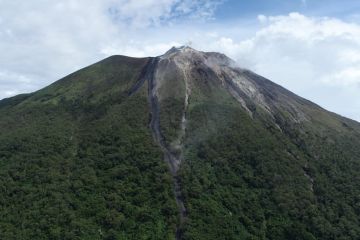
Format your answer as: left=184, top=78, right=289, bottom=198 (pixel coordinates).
left=132, top=57, right=187, bottom=239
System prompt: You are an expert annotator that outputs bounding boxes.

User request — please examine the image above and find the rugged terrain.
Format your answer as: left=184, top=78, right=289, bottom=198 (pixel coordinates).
left=1, top=46, right=360, bottom=239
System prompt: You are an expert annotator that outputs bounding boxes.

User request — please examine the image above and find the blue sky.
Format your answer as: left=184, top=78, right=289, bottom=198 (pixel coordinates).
left=217, top=0, right=306, bottom=18
left=1, top=0, right=360, bottom=121
left=216, top=0, right=360, bottom=20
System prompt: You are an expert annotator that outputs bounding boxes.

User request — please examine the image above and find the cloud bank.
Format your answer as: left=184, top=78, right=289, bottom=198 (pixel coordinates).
left=209, top=13, right=360, bottom=121
left=0, top=0, right=222, bottom=97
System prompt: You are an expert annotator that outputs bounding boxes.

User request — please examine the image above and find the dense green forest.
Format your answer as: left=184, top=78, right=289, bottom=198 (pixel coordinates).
left=0, top=57, right=178, bottom=239
left=181, top=100, right=360, bottom=239
left=176, top=66, right=360, bottom=239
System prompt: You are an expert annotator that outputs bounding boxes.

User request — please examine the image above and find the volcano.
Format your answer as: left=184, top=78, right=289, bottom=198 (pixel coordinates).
left=1, top=46, right=360, bottom=240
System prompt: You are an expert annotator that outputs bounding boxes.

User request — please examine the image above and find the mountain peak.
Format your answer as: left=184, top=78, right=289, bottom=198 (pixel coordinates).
left=161, top=45, right=203, bottom=61
left=163, top=45, right=197, bottom=55
left=160, top=46, right=237, bottom=70
left=156, top=46, right=287, bottom=120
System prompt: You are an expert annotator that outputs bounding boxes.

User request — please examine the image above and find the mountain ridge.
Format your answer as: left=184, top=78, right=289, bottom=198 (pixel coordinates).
left=3, top=47, right=357, bottom=126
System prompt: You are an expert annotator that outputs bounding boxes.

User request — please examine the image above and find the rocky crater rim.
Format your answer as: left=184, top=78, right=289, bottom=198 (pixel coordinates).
left=160, top=46, right=238, bottom=67
left=156, top=46, right=308, bottom=125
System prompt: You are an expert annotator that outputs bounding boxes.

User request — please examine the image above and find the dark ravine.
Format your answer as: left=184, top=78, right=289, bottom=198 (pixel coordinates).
left=143, top=57, right=187, bottom=239
left=127, top=59, right=153, bottom=96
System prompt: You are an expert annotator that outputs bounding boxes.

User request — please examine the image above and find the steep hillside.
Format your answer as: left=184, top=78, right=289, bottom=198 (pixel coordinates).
left=1, top=47, right=360, bottom=240
left=0, top=56, right=178, bottom=239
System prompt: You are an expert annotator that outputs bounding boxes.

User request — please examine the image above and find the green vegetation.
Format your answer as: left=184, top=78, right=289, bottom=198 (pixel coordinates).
left=0, top=56, right=177, bottom=240
left=157, top=63, right=187, bottom=149
left=178, top=73, right=360, bottom=239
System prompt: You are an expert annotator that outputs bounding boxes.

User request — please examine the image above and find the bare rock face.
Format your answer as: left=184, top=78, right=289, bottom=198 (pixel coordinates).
left=155, top=46, right=310, bottom=127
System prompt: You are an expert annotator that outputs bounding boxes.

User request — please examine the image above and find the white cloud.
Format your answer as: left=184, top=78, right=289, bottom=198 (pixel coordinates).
left=109, top=0, right=224, bottom=27
left=0, top=70, right=36, bottom=98
left=257, top=14, right=267, bottom=23
left=326, top=68, right=360, bottom=86
left=1, top=2, right=360, bottom=121
left=100, top=41, right=182, bottom=57
left=0, top=0, right=223, bottom=99
left=205, top=13, right=360, bottom=120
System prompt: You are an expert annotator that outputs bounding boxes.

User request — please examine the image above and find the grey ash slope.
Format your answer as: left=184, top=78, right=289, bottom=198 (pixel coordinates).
left=154, top=46, right=360, bottom=135
left=146, top=46, right=360, bottom=239
left=1, top=46, right=360, bottom=240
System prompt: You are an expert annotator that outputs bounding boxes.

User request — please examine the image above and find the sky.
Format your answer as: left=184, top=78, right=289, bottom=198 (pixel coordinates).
left=1, top=0, right=360, bottom=121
